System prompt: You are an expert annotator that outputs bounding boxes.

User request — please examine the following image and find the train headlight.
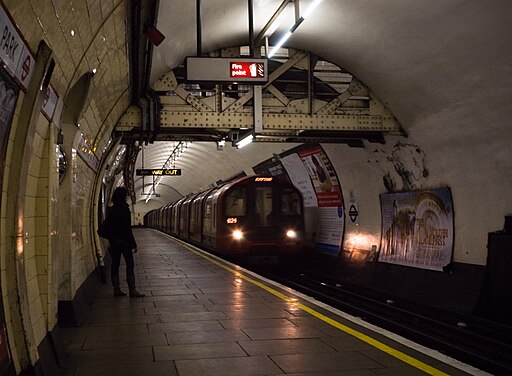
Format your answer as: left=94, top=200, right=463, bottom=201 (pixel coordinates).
left=232, top=229, right=244, bottom=240
left=286, top=230, right=297, bottom=239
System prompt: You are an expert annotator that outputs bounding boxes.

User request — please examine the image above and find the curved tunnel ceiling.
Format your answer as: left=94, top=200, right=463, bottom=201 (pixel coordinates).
left=133, top=141, right=300, bottom=205
left=9, top=1, right=509, bottom=209
left=136, top=0, right=510, bottom=206
left=152, top=0, right=511, bottom=125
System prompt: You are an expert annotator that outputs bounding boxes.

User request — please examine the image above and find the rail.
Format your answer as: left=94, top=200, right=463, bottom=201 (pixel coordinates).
left=255, top=266, right=512, bottom=375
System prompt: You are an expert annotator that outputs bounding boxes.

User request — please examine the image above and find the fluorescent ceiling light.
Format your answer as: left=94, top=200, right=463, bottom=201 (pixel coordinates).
left=303, top=0, right=323, bottom=19
left=267, top=0, right=323, bottom=58
left=236, top=133, right=254, bottom=149
left=268, top=31, right=292, bottom=58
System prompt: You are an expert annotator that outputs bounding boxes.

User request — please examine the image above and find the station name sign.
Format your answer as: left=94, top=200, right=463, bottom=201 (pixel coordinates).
left=0, top=4, right=36, bottom=90
left=186, top=57, right=268, bottom=83
left=136, top=169, right=181, bottom=176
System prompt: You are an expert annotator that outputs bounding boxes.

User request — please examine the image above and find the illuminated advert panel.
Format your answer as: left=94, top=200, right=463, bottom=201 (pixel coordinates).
left=186, top=57, right=268, bottom=83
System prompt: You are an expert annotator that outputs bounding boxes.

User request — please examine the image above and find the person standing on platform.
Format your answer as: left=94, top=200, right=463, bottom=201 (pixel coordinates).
left=104, top=186, right=145, bottom=298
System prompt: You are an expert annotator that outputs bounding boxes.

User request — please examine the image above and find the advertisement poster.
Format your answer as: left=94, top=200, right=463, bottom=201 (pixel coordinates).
left=379, top=188, right=454, bottom=271
left=296, top=146, right=344, bottom=255
left=0, top=70, right=18, bottom=163
left=280, top=153, right=318, bottom=208
left=277, top=146, right=344, bottom=256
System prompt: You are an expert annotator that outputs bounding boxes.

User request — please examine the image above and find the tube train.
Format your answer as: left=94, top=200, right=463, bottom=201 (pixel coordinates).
left=144, top=175, right=306, bottom=264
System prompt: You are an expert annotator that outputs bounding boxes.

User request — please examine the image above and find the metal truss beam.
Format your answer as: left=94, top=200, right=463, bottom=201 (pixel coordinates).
left=117, top=48, right=405, bottom=143
left=159, top=110, right=401, bottom=133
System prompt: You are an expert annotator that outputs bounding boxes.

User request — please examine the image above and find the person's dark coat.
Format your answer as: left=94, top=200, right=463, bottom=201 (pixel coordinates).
left=106, top=203, right=137, bottom=249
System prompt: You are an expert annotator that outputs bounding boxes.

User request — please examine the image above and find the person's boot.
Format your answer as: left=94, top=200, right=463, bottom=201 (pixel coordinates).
left=113, top=288, right=127, bottom=297
left=129, top=288, right=145, bottom=298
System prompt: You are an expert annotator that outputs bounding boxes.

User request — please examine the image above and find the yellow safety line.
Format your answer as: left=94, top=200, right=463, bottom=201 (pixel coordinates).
left=171, top=237, right=450, bottom=376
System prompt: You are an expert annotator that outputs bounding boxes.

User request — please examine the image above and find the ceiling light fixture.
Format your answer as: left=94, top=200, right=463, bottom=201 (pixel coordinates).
left=267, top=0, right=323, bottom=58
left=236, top=133, right=254, bottom=149
left=302, top=0, right=323, bottom=19
left=217, top=139, right=225, bottom=151
left=268, top=31, right=293, bottom=58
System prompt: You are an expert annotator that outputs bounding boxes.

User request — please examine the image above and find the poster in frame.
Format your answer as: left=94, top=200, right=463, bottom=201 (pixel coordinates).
left=379, top=188, right=454, bottom=271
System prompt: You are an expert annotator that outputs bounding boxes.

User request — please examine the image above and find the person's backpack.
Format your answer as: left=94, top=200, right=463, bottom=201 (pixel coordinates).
left=97, top=218, right=112, bottom=239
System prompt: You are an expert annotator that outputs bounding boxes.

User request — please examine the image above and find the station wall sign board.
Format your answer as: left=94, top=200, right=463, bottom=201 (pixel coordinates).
left=186, top=57, right=268, bottom=83
left=136, top=169, right=182, bottom=176
left=41, top=85, right=59, bottom=121
left=0, top=3, right=35, bottom=91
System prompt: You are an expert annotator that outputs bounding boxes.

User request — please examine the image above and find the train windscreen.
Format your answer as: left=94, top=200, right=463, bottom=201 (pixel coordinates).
left=225, top=187, right=246, bottom=216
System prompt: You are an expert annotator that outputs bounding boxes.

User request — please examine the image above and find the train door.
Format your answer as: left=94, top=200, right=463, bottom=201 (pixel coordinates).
left=180, top=196, right=195, bottom=239
left=161, top=204, right=168, bottom=232
left=166, top=205, right=172, bottom=233
left=179, top=200, right=188, bottom=237
left=171, top=202, right=180, bottom=235
left=202, top=187, right=221, bottom=248
left=190, top=190, right=211, bottom=244
left=254, top=186, right=273, bottom=227
left=189, top=198, right=197, bottom=239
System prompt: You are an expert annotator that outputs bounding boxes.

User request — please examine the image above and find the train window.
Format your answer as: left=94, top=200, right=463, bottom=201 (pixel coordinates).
left=179, top=204, right=186, bottom=233
left=225, top=187, right=246, bottom=216
left=190, top=204, right=195, bottom=236
left=281, top=189, right=301, bottom=215
left=213, top=203, right=217, bottom=231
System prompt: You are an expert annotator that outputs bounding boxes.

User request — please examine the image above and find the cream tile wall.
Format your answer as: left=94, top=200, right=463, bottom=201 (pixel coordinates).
left=70, top=135, right=97, bottom=293
left=22, top=113, right=52, bottom=356
left=0, top=0, right=131, bottom=370
left=4, top=0, right=130, bottom=155
left=0, top=89, right=25, bottom=371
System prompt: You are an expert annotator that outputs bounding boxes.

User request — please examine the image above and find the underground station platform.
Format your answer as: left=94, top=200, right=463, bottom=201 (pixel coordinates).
left=55, top=229, right=486, bottom=376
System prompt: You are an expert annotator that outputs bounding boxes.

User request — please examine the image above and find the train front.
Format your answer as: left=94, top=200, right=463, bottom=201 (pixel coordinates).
left=218, top=176, right=305, bottom=264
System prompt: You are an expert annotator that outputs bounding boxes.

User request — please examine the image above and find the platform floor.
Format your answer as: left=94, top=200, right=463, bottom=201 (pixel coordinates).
left=56, top=229, right=485, bottom=376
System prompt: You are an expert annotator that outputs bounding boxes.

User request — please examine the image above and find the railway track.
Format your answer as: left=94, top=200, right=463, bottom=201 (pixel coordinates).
left=254, top=265, right=512, bottom=375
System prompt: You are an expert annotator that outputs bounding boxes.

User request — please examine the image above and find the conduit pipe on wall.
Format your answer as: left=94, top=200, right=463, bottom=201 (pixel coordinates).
left=127, top=0, right=161, bottom=145
left=196, top=0, right=202, bottom=55
left=248, top=0, right=254, bottom=57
